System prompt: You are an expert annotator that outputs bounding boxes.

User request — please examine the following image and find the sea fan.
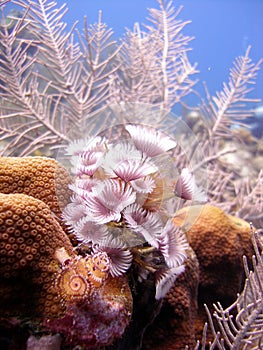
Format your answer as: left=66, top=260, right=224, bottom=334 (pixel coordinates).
left=200, top=46, right=262, bottom=141
left=108, top=0, right=198, bottom=110
left=0, top=0, right=119, bottom=155
left=0, top=1, right=11, bottom=6
left=234, top=170, right=263, bottom=226
left=145, top=0, right=198, bottom=109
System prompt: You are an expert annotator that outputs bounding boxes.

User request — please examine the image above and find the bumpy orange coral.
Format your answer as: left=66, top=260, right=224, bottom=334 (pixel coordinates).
left=173, top=205, right=253, bottom=301
left=0, top=156, right=71, bottom=221
left=0, top=191, right=133, bottom=348
left=0, top=192, right=75, bottom=318
left=173, top=205, right=254, bottom=343
left=142, top=247, right=199, bottom=350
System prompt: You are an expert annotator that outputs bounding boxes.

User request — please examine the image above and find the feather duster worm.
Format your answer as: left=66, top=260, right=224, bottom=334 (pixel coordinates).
left=64, top=123, right=206, bottom=299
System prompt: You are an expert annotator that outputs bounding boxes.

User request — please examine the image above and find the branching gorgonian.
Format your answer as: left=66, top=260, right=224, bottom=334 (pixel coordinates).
left=63, top=123, right=207, bottom=299
left=0, top=0, right=198, bottom=156
left=199, top=46, right=262, bottom=141
left=109, top=0, right=198, bottom=110
left=0, top=0, right=119, bottom=155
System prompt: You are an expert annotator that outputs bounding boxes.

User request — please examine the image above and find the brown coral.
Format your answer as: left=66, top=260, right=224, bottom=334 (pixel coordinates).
left=0, top=191, right=133, bottom=349
left=0, top=192, right=75, bottom=318
left=173, top=205, right=253, bottom=301
left=0, top=156, right=72, bottom=222
left=173, top=204, right=254, bottom=342
left=142, top=247, right=199, bottom=350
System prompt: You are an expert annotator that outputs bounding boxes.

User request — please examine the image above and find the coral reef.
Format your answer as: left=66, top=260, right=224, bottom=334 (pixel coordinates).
left=142, top=246, right=199, bottom=350
left=0, top=192, right=74, bottom=318
left=173, top=204, right=255, bottom=342
left=0, top=0, right=262, bottom=348
left=0, top=156, right=72, bottom=223
left=0, top=192, right=132, bottom=348
left=141, top=205, right=256, bottom=349
left=0, top=158, right=258, bottom=349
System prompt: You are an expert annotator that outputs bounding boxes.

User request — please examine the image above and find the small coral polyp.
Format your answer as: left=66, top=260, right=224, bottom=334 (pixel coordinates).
left=64, top=123, right=206, bottom=299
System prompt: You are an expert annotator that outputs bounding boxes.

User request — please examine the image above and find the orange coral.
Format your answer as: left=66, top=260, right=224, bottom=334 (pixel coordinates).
left=173, top=204, right=254, bottom=342
left=0, top=191, right=133, bottom=348
left=0, top=156, right=72, bottom=222
left=142, top=247, right=199, bottom=350
left=0, top=192, right=75, bottom=318
left=173, top=205, right=253, bottom=301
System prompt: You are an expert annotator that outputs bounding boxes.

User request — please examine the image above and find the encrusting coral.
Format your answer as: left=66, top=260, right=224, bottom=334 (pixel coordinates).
left=173, top=205, right=254, bottom=300
left=142, top=246, right=199, bottom=350
left=173, top=204, right=254, bottom=341
left=0, top=191, right=133, bottom=348
left=0, top=192, right=75, bottom=318
left=0, top=156, right=72, bottom=224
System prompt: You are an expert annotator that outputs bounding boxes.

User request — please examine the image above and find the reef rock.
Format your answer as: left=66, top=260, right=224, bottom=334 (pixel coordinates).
left=45, top=275, right=132, bottom=349
left=27, top=334, right=62, bottom=350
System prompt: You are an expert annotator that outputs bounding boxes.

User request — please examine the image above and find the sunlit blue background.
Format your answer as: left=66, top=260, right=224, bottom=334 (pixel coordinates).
left=62, top=0, right=263, bottom=106
left=5, top=0, right=263, bottom=109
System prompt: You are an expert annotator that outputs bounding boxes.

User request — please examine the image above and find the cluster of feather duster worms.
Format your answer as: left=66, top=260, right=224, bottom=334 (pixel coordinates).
left=63, top=123, right=206, bottom=299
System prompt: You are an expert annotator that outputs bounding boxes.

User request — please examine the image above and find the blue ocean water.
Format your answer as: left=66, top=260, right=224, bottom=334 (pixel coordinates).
left=4, top=0, right=263, bottom=120
left=58, top=0, right=263, bottom=105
